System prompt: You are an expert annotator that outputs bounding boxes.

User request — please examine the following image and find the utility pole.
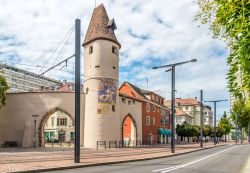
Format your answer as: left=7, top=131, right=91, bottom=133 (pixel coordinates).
left=152, top=59, right=197, bottom=153
left=74, top=19, right=81, bottom=163
left=171, top=66, right=175, bottom=153
left=241, top=128, right=244, bottom=144
left=200, top=90, right=203, bottom=148
left=235, top=112, right=238, bottom=144
left=204, top=99, right=227, bottom=145
left=248, top=123, right=250, bottom=144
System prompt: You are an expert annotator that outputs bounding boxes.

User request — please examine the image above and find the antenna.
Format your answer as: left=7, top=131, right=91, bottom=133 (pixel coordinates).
left=146, top=78, right=148, bottom=90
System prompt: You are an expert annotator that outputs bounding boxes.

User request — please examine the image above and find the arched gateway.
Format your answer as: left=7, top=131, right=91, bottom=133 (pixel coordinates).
left=38, top=107, right=74, bottom=147
left=121, top=114, right=137, bottom=145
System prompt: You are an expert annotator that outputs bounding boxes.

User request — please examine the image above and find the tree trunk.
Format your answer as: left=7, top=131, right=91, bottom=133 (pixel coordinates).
left=225, top=134, right=226, bottom=142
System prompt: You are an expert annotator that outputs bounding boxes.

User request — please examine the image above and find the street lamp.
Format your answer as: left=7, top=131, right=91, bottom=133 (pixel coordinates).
left=32, top=114, right=40, bottom=148
left=204, top=99, right=227, bottom=145
left=152, top=59, right=197, bottom=153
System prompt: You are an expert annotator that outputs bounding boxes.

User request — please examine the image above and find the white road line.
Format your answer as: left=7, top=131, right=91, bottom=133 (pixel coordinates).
left=152, top=145, right=238, bottom=173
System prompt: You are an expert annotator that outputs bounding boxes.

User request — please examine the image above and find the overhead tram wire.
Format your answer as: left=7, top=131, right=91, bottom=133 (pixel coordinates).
left=38, top=24, right=74, bottom=74
left=50, top=29, right=74, bottom=67
left=38, top=54, right=75, bottom=77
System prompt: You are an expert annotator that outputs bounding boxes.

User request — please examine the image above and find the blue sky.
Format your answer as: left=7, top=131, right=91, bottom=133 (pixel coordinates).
left=0, top=0, right=230, bottom=118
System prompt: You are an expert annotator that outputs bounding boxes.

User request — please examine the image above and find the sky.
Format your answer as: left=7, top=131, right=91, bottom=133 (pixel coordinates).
left=0, top=0, right=230, bottom=118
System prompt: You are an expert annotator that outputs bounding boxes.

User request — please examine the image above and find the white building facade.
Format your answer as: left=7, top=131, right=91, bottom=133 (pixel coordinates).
left=0, top=64, right=62, bottom=92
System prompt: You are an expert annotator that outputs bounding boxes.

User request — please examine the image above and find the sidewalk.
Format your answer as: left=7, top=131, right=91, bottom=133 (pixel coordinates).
left=0, top=142, right=233, bottom=173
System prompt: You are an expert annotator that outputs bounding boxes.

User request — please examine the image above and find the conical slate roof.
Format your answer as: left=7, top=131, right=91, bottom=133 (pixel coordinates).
left=83, top=3, right=121, bottom=48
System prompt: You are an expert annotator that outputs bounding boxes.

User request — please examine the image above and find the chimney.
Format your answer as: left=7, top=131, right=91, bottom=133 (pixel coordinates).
left=63, top=80, right=67, bottom=84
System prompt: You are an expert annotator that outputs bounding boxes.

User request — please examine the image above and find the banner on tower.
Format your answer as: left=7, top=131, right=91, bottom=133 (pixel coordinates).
left=98, top=78, right=117, bottom=104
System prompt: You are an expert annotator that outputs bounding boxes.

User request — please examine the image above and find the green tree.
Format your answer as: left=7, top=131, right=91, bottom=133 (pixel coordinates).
left=203, top=125, right=212, bottom=141
left=195, top=0, right=250, bottom=100
left=218, top=111, right=233, bottom=141
left=231, top=99, right=250, bottom=129
left=0, top=74, right=9, bottom=109
left=216, top=126, right=224, bottom=138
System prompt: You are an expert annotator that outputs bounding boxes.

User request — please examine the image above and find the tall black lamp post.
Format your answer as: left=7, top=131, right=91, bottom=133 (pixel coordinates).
left=204, top=99, right=227, bottom=145
left=152, top=59, right=197, bottom=153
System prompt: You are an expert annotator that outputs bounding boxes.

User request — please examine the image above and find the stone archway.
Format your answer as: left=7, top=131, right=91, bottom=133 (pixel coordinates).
left=121, top=114, right=137, bottom=145
left=38, top=107, right=74, bottom=147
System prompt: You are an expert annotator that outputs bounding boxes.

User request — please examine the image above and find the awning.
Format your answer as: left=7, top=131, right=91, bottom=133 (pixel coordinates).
left=164, top=129, right=172, bottom=136
left=158, top=129, right=172, bottom=136
left=158, top=128, right=165, bottom=135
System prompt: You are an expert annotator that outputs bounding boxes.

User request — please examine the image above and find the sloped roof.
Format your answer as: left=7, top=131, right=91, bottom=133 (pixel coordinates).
left=175, top=108, right=192, bottom=118
left=83, top=3, right=121, bottom=48
left=165, top=98, right=199, bottom=106
left=126, top=82, right=147, bottom=99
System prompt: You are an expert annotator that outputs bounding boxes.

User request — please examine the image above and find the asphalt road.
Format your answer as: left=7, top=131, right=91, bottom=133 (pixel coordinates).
left=47, top=144, right=250, bottom=173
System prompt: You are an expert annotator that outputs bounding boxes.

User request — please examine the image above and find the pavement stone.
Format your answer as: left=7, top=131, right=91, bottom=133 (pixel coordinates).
left=0, top=142, right=234, bottom=173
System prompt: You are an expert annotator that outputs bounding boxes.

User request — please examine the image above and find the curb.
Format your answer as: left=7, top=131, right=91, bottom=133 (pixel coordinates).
left=11, top=144, right=230, bottom=173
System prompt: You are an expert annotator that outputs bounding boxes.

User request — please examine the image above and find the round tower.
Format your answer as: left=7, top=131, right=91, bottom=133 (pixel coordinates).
left=83, top=4, right=121, bottom=148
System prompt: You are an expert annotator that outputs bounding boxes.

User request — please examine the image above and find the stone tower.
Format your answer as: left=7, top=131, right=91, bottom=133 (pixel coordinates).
left=83, top=4, right=121, bottom=148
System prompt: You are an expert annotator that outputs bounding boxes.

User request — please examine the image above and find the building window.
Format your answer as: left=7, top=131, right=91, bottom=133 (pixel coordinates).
left=146, top=116, right=150, bottom=125
left=152, top=95, right=155, bottom=101
left=122, top=98, right=126, bottom=103
left=128, top=100, right=131, bottom=105
left=112, top=46, right=118, bottom=55
left=146, top=103, right=150, bottom=112
left=161, top=119, right=165, bottom=126
left=57, top=118, right=67, bottom=126
left=153, top=105, right=156, bottom=112
left=112, top=105, right=115, bottom=112
left=153, top=117, right=156, bottom=125
left=51, top=117, right=55, bottom=127
left=156, top=96, right=159, bottom=103
left=176, top=117, right=182, bottom=124
left=70, top=132, right=75, bottom=141
left=89, top=46, right=93, bottom=54
left=185, top=106, right=188, bottom=110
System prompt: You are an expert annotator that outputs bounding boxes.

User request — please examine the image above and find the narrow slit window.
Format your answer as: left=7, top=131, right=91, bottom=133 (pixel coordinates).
left=95, top=65, right=100, bottom=68
left=89, top=46, right=93, bottom=54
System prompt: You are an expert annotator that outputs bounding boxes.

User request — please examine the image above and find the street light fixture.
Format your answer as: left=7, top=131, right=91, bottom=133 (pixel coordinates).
left=152, top=59, right=197, bottom=153
left=204, top=99, right=227, bottom=145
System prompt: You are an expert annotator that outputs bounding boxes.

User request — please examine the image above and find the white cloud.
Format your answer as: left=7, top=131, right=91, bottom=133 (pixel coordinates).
left=0, top=0, right=230, bottom=116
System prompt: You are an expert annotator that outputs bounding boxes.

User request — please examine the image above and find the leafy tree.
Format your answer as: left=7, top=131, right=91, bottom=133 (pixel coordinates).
left=0, top=74, right=9, bottom=109
left=216, top=126, right=224, bottom=138
left=231, top=99, right=250, bottom=129
left=203, top=125, right=212, bottom=141
left=176, top=122, right=200, bottom=143
left=218, top=111, right=233, bottom=141
left=195, top=0, right=250, bottom=100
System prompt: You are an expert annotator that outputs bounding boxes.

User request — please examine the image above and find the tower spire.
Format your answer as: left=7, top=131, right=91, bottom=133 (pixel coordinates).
left=83, top=3, right=121, bottom=48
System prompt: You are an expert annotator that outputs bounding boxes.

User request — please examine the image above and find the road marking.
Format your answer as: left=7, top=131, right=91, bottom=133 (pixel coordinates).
left=152, top=146, right=238, bottom=173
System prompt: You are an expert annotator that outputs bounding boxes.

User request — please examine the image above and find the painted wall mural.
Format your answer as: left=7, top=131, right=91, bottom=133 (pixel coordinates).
left=98, top=78, right=117, bottom=104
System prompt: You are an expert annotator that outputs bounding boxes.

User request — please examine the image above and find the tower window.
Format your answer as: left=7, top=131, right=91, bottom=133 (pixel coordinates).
left=112, top=105, right=115, bottom=112
left=95, top=65, right=100, bottom=68
left=113, top=66, right=116, bottom=69
left=89, top=46, right=93, bottom=54
left=112, top=46, right=118, bottom=55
